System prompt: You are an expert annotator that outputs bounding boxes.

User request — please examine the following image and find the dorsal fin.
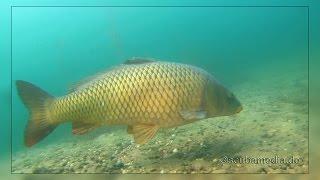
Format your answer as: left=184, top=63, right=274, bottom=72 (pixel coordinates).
left=124, top=57, right=156, bottom=65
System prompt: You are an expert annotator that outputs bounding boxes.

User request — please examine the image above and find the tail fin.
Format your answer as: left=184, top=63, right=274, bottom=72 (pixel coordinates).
left=16, top=80, right=57, bottom=147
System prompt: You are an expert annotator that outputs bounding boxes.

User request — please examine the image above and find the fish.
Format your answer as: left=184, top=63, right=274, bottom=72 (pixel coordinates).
left=16, top=58, right=242, bottom=147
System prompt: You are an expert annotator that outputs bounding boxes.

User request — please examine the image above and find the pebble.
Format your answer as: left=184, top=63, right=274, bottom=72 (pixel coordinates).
left=261, top=130, right=276, bottom=138
left=113, top=160, right=124, bottom=169
left=257, top=167, right=268, bottom=173
left=173, top=148, right=178, bottom=153
left=121, top=169, right=128, bottom=174
left=191, top=159, right=208, bottom=171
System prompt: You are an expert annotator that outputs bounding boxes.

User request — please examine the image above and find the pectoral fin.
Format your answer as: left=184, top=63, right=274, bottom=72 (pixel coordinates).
left=180, top=110, right=207, bottom=121
left=72, top=122, right=97, bottom=135
left=129, top=124, right=159, bottom=144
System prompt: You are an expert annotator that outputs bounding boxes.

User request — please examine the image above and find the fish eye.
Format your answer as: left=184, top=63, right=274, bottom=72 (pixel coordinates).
left=227, top=92, right=233, bottom=98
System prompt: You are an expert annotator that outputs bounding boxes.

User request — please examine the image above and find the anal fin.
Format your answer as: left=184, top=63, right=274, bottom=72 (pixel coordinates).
left=130, top=124, right=159, bottom=144
left=72, top=121, right=97, bottom=135
left=127, top=125, right=133, bottom=134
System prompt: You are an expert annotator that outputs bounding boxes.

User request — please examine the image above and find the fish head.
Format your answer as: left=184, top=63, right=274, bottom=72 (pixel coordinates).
left=205, top=78, right=242, bottom=117
left=219, top=88, right=243, bottom=116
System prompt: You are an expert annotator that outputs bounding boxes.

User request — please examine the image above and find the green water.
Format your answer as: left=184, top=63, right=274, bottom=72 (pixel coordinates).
left=1, top=3, right=313, bottom=174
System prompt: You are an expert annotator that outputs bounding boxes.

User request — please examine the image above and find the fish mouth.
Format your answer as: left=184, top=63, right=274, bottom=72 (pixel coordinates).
left=235, top=105, right=243, bottom=113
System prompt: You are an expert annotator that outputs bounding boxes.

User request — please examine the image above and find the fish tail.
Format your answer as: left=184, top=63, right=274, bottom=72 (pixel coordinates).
left=16, top=80, right=57, bottom=147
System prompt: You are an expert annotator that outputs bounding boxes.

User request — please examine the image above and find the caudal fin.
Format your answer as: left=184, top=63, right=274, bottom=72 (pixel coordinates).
left=16, top=80, right=57, bottom=147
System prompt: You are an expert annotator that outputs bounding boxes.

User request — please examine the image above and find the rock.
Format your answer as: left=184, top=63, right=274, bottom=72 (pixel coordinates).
left=190, top=159, right=208, bottom=171
left=173, top=148, right=178, bottom=153
left=113, top=160, right=124, bottom=169
left=121, top=169, right=128, bottom=174
left=280, top=164, right=288, bottom=170
left=257, top=167, right=268, bottom=173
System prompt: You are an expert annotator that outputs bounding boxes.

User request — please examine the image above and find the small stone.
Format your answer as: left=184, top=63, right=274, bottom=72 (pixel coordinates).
left=280, top=164, right=287, bottom=170
left=257, top=167, right=268, bottom=173
left=191, top=159, right=208, bottom=171
left=121, top=169, right=128, bottom=174
left=173, top=148, right=178, bottom=153
left=113, top=160, right=124, bottom=169
left=160, top=170, right=164, bottom=174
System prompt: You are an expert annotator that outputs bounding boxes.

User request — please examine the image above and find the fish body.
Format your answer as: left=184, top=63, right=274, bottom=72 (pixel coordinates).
left=16, top=58, right=242, bottom=147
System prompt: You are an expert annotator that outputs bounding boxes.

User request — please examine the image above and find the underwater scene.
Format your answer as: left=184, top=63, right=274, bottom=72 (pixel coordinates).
left=11, top=6, right=308, bottom=173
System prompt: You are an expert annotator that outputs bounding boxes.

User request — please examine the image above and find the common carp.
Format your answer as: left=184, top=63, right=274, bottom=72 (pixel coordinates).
left=16, top=58, right=242, bottom=147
